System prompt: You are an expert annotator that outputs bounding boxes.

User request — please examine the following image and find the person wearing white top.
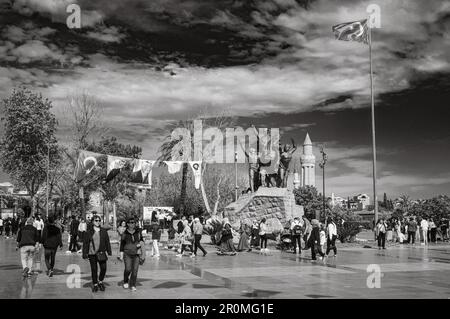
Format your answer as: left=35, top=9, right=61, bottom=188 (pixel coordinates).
left=420, top=219, right=429, bottom=245
left=259, top=218, right=268, bottom=254
left=428, top=219, right=437, bottom=243
left=319, top=224, right=326, bottom=253
left=326, top=217, right=338, bottom=257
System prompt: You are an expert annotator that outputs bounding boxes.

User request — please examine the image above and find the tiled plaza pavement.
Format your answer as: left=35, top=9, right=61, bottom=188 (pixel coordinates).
left=1, top=235, right=450, bottom=299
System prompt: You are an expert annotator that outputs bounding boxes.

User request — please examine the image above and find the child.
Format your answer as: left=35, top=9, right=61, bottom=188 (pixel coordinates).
left=319, top=224, right=326, bottom=255
left=151, top=222, right=162, bottom=258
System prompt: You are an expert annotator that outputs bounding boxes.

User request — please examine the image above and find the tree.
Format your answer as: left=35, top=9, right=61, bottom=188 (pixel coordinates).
left=293, top=186, right=328, bottom=220
left=330, top=205, right=364, bottom=243
left=0, top=88, right=60, bottom=213
left=157, top=120, right=191, bottom=215
left=408, top=195, right=450, bottom=221
left=63, top=92, right=106, bottom=218
left=398, top=194, right=412, bottom=214
left=157, top=110, right=235, bottom=216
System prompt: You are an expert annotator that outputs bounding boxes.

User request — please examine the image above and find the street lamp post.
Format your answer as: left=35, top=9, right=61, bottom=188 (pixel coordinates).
left=46, top=141, right=50, bottom=218
left=235, top=152, right=239, bottom=201
left=319, top=145, right=328, bottom=221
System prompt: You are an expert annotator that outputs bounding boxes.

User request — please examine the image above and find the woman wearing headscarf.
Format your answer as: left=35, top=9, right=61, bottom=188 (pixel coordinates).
left=218, top=218, right=236, bottom=255
left=176, top=220, right=194, bottom=257
left=237, top=222, right=251, bottom=252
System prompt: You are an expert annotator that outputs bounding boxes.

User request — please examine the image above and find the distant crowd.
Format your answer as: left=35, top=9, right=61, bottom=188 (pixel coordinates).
left=4, top=206, right=449, bottom=294
left=374, top=216, right=449, bottom=249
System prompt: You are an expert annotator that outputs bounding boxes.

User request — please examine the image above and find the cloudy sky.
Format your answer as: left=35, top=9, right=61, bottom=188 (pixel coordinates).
left=0, top=0, right=449, bottom=200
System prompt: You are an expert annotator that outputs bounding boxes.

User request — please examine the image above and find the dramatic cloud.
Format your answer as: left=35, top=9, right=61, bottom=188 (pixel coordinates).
left=0, top=0, right=448, bottom=198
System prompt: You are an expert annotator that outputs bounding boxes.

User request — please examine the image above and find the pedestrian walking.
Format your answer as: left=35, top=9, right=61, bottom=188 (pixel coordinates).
left=193, top=218, right=207, bottom=256
left=41, top=216, right=63, bottom=277
left=319, top=224, right=326, bottom=253
left=158, top=210, right=166, bottom=230
left=177, top=220, right=194, bottom=257
left=33, top=214, right=44, bottom=242
left=4, top=218, right=11, bottom=238
left=326, top=217, right=338, bottom=257
left=69, top=215, right=80, bottom=252
left=308, top=219, right=325, bottom=261
left=259, top=218, right=268, bottom=254
left=376, top=219, right=387, bottom=249
left=119, top=217, right=145, bottom=291
left=290, top=217, right=303, bottom=254
left=117, top=220, right=126, bottom=236
left=151, top=221, right=161, bottom=258
left=302, top=215, right=312, bottom=250
left=82, top=215, right=112, bottom=293
left=12, top=216, right=19, bottom=237
left=0, top=218, right=3, bottom=236
left=77, top=218, right=87, bottom=253
left=16, top=218, right=39, bottom=278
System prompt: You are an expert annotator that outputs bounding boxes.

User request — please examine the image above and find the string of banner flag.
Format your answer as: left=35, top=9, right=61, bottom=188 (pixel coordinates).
left=73, top=150, right=202, bottom=189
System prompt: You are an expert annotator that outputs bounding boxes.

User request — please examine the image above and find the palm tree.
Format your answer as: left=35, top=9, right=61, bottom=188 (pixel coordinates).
left=399, top=194, right=411, bottom=215
left=157, top=120, right=192, bottom=216
left=157, top=112, right=235, bottom=217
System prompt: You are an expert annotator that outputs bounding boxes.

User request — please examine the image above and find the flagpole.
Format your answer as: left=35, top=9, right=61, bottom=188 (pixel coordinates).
left=369, top=22, right=378, bottom=227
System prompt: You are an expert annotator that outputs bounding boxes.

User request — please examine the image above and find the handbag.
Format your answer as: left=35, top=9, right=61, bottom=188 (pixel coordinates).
left=91, top=235, right=108, bottom=262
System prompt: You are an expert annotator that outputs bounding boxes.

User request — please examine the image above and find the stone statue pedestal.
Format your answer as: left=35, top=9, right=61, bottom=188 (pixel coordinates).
left=223, top=187, right=304, bottom=233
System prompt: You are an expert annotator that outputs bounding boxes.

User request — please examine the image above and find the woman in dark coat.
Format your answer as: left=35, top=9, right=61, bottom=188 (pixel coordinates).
left=218, top=219, right=236, bottom=255
left=41, top=216, right=63, bottom=277
left=82, top=215, right=112, bottom=293
left=237, top=223, right=251, bottom=252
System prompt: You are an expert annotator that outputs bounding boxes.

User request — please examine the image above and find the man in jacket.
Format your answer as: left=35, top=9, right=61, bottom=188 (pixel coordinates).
left=290, top=217, right=303, bottom=254
left=193, top=218, right=207, bottom=257
left=41, top=216, right=63, bottom=277
left=407, top=217, right=417, bottom=244
left=16, top=218, right=39, bottom=277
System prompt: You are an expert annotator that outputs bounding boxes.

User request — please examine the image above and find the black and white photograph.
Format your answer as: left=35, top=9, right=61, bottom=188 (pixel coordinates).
left=0, top=0, right=449, bottom=305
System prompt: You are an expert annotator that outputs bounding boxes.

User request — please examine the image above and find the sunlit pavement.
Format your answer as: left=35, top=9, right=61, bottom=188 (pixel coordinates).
left=1, top=234, right=450, bottom=299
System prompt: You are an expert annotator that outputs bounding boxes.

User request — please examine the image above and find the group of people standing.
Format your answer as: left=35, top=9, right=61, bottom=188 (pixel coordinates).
left=0, top=216, right=20, bottom=238
left=375, top=216, right=449, bottom=249
left=212, top=215, right=338, bottom=261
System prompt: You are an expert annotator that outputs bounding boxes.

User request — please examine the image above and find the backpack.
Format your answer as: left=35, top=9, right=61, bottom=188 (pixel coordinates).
left=293, top=224, right=302, bottom=235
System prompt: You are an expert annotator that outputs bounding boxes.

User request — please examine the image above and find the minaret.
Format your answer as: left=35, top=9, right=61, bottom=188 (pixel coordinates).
left=300, top=133, right=315, bottom=187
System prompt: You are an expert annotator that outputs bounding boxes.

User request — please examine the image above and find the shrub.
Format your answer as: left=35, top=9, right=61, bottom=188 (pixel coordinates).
left=337, top=221, right=363, bottom=243
left=203, top=217, right=223, bottom=245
